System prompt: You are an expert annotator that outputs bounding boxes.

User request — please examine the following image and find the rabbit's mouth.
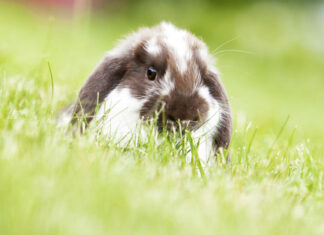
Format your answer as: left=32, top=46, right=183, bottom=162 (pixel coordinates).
left=155, top=116, right=202, bottom=134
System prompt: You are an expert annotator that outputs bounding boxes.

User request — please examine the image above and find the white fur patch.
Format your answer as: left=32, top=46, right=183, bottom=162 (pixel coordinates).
left=159, top=69, right=175, bottom=96
left=160, top=22, right=192, bottom=74
left=145, top=37, right=161, bottom=55
left=93, top=88, right=145, bottom=145
left=57, top=111, right=72, bottom=128
left=192, top=86, right=222, bottom=164
left=57, top=104, right=74, bottom=128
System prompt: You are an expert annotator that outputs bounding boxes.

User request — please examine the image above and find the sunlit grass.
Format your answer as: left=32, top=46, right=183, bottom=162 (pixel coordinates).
left=0, top=2, right=324, bottom=235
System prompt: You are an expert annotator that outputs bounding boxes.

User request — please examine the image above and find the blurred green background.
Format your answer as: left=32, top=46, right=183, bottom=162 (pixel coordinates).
left=1, top=0, right=324, bottom=234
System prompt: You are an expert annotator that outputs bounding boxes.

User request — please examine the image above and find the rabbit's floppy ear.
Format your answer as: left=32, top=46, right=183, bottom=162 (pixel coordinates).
left=71, top=53, right=131, bottom=125
left=204, top=71, right=232, bottom=151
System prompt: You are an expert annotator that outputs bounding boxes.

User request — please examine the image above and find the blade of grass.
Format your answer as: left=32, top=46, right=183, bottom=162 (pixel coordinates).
left=267, top=115, right=290, bottom=159
left=245, top=127, right=258, bottom=167
left=186, top=131, right=206, bottom=182
left=47, top=61, right=54, bottom=99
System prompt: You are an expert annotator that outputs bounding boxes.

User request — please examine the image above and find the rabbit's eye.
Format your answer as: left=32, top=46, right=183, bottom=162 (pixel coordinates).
left=147, top=66, right=157, bottom=81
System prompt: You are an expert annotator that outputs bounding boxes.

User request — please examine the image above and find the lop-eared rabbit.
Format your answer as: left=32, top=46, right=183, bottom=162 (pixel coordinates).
left=61, top=22, right=232, bottom=164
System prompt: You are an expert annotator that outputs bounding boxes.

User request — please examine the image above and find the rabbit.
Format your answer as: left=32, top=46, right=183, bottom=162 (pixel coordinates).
left=61, top=22, right=232, bottom=164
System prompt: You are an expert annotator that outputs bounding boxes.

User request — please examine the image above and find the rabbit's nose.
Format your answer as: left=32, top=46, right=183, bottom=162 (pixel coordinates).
left=164, top=99, right=202, bottom=124
left=162, top=105, right=202, bottom=133
left=155, top=91, right=209, bottom=132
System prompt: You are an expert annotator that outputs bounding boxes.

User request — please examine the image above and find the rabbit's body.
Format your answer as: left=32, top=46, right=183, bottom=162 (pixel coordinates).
left=63, top=22, right=232, bottom=164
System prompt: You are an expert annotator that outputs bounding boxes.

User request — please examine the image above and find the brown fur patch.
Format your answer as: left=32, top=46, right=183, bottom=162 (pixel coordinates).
left=203, top=72, right=232, bottom=150
left=71, top=54, right=131, bottom=125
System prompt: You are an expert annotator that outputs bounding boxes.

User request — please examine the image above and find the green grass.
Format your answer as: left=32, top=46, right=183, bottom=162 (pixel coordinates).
left=1, top=1, right=324, bottom=235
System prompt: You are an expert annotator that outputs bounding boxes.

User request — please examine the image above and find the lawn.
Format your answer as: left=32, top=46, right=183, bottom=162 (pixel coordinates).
left=0, top=1, right=324, bottom=235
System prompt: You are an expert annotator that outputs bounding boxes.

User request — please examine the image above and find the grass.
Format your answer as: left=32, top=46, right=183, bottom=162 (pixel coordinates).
left=0, top=1, right=324, bottom=235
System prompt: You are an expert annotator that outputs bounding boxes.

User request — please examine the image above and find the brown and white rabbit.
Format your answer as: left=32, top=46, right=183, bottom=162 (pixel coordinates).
left=61, top=22, right=232, bottom=164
